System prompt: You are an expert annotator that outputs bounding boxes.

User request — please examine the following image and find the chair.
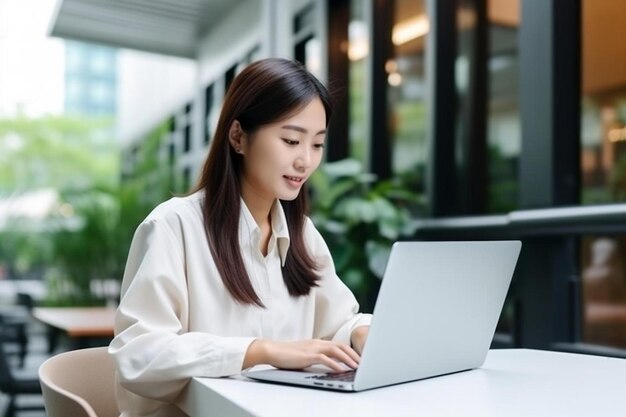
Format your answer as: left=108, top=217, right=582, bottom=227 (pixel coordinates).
left=0, top=333, right=43, bottom=417
left=0, top=292, right=38, bottom=368
left=38, top=347, right=119, bottom=417
left=0, top=306, right=30, bottom=369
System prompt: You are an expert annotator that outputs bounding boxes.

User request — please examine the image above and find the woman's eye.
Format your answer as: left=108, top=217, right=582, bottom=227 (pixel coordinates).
left=282, top=139, right=299, bottom=145
left=314, top=144, right=325, bottom=149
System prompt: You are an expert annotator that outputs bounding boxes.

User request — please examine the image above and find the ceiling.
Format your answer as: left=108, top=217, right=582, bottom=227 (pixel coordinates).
left=49, top=0, right=245, bottom=58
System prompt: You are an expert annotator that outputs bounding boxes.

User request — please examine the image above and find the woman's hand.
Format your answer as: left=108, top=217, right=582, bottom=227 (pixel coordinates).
left=350, top=325, right=369, bottom=355
left=243, top=339, right=360, bottom=372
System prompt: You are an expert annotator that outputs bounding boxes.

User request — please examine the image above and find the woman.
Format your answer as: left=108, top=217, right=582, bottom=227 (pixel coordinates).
left=109, top=58, right=371, bottom=417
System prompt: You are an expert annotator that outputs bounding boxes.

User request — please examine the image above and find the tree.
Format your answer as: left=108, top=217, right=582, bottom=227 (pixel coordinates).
left=0, top=114, right=118, bottom=195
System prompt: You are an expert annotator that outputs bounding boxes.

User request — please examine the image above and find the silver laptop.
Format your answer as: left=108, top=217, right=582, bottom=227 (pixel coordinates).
left=243, top=240, right=521, bottom=392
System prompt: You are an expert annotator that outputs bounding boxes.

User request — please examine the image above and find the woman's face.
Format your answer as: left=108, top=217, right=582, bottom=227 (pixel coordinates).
left=239, top=97, right=327, bottom=203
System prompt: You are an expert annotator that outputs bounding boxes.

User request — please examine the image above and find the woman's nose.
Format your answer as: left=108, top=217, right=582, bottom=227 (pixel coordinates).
left=295, top=148, right=312, bottom=169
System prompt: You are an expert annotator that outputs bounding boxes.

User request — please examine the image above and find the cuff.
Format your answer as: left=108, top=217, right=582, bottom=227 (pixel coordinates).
left=331, top=313, right=373, bottom=345
left=215, top=336, right=258, bottom=376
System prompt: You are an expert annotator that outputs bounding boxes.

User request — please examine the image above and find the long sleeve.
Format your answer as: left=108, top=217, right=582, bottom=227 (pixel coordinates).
left=109, top=215, right=255, bottom=402
left=305, top=218, right=372, bottom=345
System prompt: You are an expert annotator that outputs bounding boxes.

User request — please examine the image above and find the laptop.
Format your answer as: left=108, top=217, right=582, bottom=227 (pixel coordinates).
left=243, top=240, right=522, bottom=392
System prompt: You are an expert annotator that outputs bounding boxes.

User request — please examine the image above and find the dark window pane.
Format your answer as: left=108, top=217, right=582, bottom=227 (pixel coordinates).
left=579, top=1, right=626, bottom=351
left=389, top=0, right=428, bottom=202
left=581, top=235, right=626, bottom=349
left=581, top=1, right=626, bottom=204
left=486, top=0, right=520, bottom=213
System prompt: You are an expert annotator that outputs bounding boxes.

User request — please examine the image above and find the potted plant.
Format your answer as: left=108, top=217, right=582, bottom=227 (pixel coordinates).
left=308, top=159, right=423, bottom=312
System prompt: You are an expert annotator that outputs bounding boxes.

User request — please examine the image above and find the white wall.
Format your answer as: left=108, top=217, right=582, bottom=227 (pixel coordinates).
left=116, top=50, right=197, bottom=147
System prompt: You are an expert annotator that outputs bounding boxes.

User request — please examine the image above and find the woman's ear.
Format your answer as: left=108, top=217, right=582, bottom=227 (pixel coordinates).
left=228, top=120, right=246, bottom=154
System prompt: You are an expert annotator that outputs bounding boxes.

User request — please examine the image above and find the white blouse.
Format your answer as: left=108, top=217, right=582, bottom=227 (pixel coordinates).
left=109, top=191, right=372, bottom=417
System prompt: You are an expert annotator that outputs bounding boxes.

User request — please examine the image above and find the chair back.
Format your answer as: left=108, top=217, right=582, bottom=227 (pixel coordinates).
left=39, top=347, right=119, bottom=417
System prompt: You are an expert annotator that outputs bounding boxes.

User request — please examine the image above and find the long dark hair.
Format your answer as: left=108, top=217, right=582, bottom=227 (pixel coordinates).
left=194, top=58, right=333, bottom=307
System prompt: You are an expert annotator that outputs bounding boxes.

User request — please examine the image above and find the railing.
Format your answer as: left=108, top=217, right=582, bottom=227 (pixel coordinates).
left=413, top=204, right=626, bottom=238
left=411, top=203, right=626, bottom=359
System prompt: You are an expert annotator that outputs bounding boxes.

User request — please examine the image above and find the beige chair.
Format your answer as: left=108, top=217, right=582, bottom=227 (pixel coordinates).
left=38, top=347, right=119, bottom=417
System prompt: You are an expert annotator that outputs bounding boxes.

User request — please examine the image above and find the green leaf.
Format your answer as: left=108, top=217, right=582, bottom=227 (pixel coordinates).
left=365, top=240, right=391, bottom=279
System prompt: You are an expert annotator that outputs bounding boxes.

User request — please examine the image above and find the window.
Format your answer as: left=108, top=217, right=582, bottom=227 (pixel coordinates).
left=579, top=0, right=626, bottom=350
left=580, top=1, right=626, bottom=205
left=90, top=48, right=113, bottom=75
left=89, top=82, right=110, bottom=104
left=205, top=83, right=214, bottom=145
left=224, top=64, right=237, bottom=96
left=293, top=3, right=321, bottom=79
left=348, top=0, right=370, bottom=167
left=486, top=0, right=520, bottom=213
left=389, top=0, right=428, bottom=197
left=183, top=103, right=192, bottom=153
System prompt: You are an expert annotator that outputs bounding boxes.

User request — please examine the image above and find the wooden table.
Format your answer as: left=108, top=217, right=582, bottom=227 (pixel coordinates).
left=32, top=307, right=116, bottom=351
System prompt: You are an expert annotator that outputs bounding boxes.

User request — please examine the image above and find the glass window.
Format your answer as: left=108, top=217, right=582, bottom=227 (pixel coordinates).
left=294, top=3, right=315, bottom=34
left=348, top=0, right=370, bottom=168
left=579, top=1, right=626, bottom=351
left=224, top=64, right=237, bottom=96
left=90, top=49, right=112, bottom=75
left=205, top=83, right=214, bottom=145
left=581, top=1, right=626, bottom=204
left=581, top=235, right=626, bottom=349
left=389, top=0, right=428, bottom=196
left=65, top=79, right=82, bottom=104
left=293, top=3, right=320, bottom=79
left=90, top=82, right=110, bottom=104
left=303, top=37, right=322, bottom=79
left=65, top=42, right=84, bottom=72
left=486, top=0, right=520, bottom=213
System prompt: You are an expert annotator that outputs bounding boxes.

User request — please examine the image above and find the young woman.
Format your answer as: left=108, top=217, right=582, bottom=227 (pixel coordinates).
left=109, top=58, right=371, bottom=417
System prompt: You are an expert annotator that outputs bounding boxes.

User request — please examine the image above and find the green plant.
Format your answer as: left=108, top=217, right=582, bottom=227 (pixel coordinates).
left=308, top=159, right=423, bottom=312
left=44, top=186, right=121, bottom=306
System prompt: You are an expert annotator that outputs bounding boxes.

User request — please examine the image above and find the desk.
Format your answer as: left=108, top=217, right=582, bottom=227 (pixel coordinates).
left=179, top=349, right=626, bottom=417
left=32, top=307, right=115, bottom=351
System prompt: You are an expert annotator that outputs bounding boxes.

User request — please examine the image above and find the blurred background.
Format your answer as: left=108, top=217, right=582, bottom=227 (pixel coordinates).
left=1, top=0, right=626, bottom=413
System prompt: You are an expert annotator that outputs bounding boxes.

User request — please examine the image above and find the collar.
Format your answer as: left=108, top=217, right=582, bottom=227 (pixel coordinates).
left=239, top=199, right=291, bottom=266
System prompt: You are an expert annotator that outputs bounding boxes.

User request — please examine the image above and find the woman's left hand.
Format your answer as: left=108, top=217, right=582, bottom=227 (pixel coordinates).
left=350, top=325, right=369, bottom=355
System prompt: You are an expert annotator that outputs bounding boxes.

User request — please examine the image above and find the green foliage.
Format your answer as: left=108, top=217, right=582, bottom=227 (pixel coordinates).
left=487, top=145, right=518, bottom=213
left=308, top=159, right=423, bottom=312
left=0, top=114, right=118, bottom=194
left=0, top=114, right=123, bottom=305
left=116, top=120, right=173, bottom=250
left=0, top=114, right=177, bottom=306
left=0, top=226, right=55, bottom=277
left=609, top=152, right=626, bottom=201
left=44, top=186, right=121, bottom=306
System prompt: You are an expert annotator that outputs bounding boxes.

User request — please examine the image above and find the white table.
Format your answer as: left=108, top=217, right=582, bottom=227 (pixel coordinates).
left=178, top=349, right=626, bottom=417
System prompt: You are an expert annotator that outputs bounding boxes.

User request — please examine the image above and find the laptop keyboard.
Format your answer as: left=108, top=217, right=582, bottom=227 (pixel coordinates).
left=306, top=370, right=356, bottom=382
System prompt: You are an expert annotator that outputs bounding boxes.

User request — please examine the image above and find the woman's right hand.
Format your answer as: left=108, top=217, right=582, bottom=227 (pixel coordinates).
left=243, top=339, right=360, bottom=372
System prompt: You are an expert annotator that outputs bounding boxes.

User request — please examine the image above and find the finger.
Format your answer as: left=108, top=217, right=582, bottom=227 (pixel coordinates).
left=326, top=346, right=359, bottom=369
left=315, top=353, right=346, bottom=372
left=326, top=342, right=360, bottom=366
left=336, top=343, right=361, bottom=365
